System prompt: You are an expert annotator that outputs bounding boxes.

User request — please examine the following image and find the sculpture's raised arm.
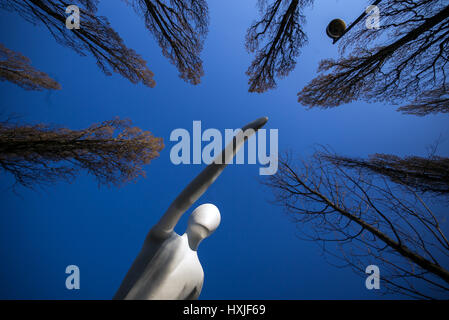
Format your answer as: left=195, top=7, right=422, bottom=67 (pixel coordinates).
left=149, top=117, right=268, bottom=239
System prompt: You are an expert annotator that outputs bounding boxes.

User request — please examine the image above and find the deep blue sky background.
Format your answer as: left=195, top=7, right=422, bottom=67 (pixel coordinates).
left=1, top=0, right=448, bottom=299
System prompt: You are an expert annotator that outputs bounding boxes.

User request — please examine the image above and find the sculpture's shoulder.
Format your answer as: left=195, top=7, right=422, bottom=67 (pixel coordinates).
left=145, top=225, right=175, bottom=244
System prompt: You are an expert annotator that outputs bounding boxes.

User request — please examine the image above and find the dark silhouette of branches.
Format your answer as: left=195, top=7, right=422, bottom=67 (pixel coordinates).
left=124, top=0, right=208, bottom=85
left=265, top=150, right=449, bottom=299
left=0, top=43, right=61, bottom=90
left=298, top=1, right=449, bottom=115
left=0, top=0, right=156, bottom=87
left=246, top=0, right=312, bottom=93
left=0, top=117, right=164, bottom=189
left=320, top=153, right=449, bottom=197
left=398, top=86, right=449, bottom=116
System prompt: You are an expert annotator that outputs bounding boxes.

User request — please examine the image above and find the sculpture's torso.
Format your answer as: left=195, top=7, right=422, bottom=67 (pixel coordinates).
left=114, top=232, right=204, bottom=300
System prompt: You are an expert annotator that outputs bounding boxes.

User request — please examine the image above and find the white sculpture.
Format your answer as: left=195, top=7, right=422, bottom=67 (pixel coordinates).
left=113, top=117, right=268, bottom=300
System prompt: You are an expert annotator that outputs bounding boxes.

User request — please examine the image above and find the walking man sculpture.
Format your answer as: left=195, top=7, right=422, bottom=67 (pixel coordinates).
left=113, top=117, right=268, bottom=300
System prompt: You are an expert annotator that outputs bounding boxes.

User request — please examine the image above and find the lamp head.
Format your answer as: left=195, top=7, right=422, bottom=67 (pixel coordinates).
left=326, top=18, right=346, bottom=39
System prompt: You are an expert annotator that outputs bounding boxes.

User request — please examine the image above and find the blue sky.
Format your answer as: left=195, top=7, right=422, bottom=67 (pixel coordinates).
left=1, top=0, right=448, bottom=299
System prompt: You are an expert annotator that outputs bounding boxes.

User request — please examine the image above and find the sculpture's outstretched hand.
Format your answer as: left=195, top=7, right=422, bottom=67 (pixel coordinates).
left=150, top=117, right=268, bottom=239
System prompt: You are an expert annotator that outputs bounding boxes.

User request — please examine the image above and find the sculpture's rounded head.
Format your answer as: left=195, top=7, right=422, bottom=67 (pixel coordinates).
left=186, top=204, right=221, bottom=250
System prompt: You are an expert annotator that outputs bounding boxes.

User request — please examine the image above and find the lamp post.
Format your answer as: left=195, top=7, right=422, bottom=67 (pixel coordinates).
left=326, top=0, right=383, bottom=44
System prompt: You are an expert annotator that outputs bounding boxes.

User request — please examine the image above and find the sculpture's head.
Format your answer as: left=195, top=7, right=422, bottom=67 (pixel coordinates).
left=186, top=203, right=221, bottom=251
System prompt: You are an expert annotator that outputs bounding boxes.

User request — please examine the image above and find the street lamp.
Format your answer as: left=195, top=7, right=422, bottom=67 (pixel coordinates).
left=326, top=0, right=383, bottom=44
left=326, top=18, right=346, bottom=40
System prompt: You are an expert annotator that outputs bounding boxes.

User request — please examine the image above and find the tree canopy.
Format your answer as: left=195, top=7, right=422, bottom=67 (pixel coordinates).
left=0, top=118, right=164, bottom=189
left=298, top=0, right=449, bottom=115
left=246, top=0, right=312, bottom=93
left=0, top=43, right=61, bottom=90
left=125, top=0, right=208, bottom=85
left=320, top=153, right=449, bottom=197
left=0, top=0, right=156, bottom=87
left=266, top=150, right=449, bottom=299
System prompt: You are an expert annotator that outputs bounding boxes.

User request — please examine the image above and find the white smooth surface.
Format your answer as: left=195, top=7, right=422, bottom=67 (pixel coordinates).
left=113, top=118, right=268, bottom=300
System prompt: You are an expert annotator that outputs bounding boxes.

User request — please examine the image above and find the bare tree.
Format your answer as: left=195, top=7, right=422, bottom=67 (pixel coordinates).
left=0, top=0, right=156, bottom=88
left=265, top=150, right=449, bottom=299
left=124, top=0, right=208, bottom=85
left=0, top=117, right=164, bottom=189
left=0, top=43, right=61, bottom=90
left=246, top=0, right=312, bottom=93
left=297, top=0, right=449, bottom=115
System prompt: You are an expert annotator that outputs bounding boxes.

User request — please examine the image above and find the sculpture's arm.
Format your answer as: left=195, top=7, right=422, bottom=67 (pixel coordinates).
left=149, top=117, right=268, bottom=239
